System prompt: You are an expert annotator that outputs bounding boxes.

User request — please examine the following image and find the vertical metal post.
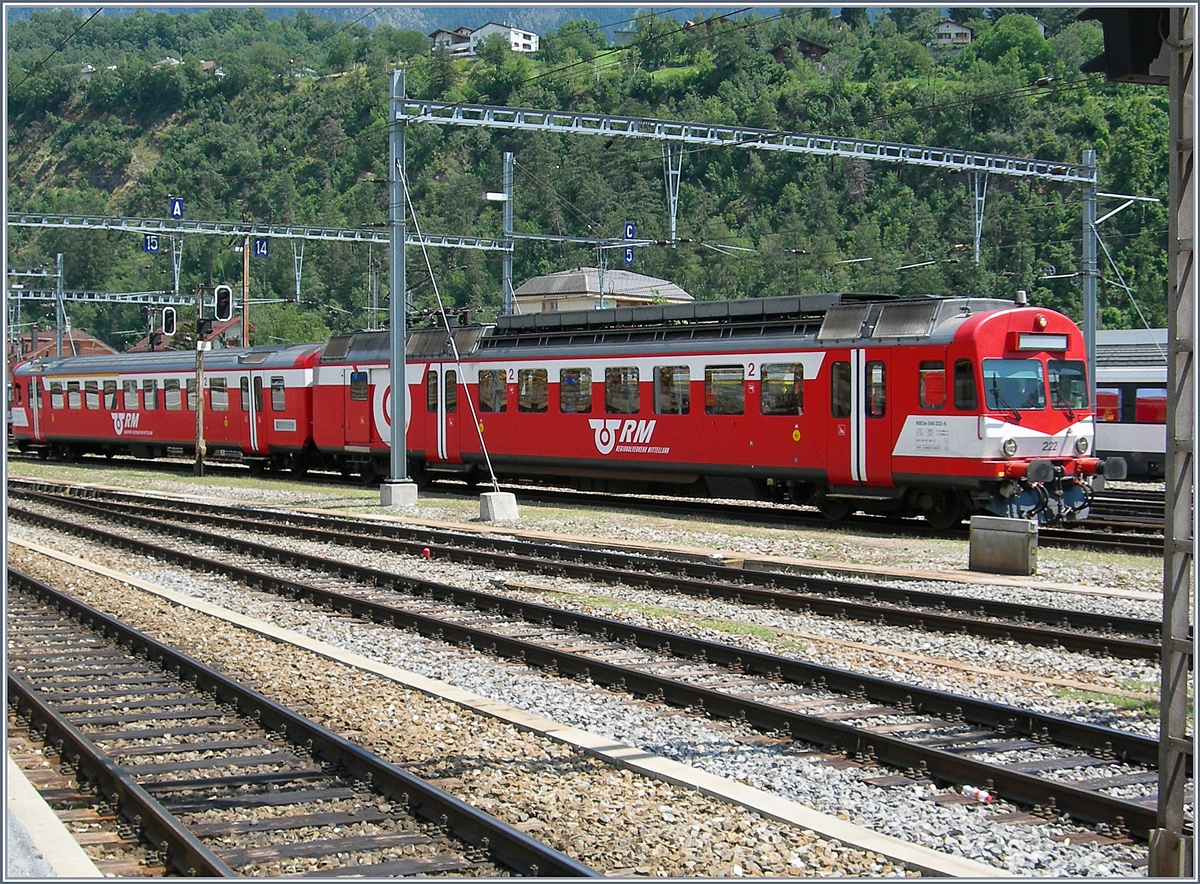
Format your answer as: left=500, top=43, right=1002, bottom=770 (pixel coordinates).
left=1150, top=6, right=1195, bottom=877
left=171, top=235, right=182, bottom=294
left=381, top=68, right=416, bottom=506
left=971, top=172, right=987, bottom=266
left=663, top=143, right=683, bottom=244
left=193, top=335, right=206, bottom=477
left=54, top=253, right=64, bottom=357
left=292, top=239, right=304, bottom=301
left=1081, top=149, right=1098, bottom=405
left=242, top=235, right=250, bottom=347
left=501, top=151, right=514, bottom=315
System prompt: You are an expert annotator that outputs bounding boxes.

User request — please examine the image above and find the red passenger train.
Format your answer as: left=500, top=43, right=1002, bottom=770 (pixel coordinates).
left=9, top=292, right=1127, bottom=527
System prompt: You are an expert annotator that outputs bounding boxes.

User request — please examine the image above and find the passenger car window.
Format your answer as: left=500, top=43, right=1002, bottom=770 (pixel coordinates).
left=478, top=369, right=507, bottom=413
left=210, top=378, right=229, bottom=411
left=919, top=361, right=945, bottom=409
left=654, top=365, right=689, bottom=415
left=143, top=379, right=157, bottom=410
left=830, top=362, right=851, bottom=418
left=164, top=379, right=181, bottom=411
left=270, top=377, right=286, bottom=412
left=122, top=380, right=139, bottom=409
left=518, top=368, right=548, bottom=413
left=705, top=365, right=745, bottom=415
left=761, top=363, right=802, bottom=416
left=605, top=366, right=639, bottom=414
left=953, top=359, right=977, bottom=410
left=559, top=368, right=592, bottom=413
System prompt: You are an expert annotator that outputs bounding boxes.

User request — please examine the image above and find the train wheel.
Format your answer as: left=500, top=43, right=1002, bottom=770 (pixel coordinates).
left=816, top=493, right=853, bottom=522
left=924, top=492, right=966, bottom=530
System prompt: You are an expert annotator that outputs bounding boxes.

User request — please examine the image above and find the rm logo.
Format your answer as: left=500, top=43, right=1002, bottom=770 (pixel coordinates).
left=589, top=419, right=656, bottom=455
left=111, top=412, right=140, bottom=435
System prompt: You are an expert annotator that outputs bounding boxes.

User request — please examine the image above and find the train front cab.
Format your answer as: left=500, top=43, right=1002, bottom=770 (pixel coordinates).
left=957, top=310, right=1125, bottom=523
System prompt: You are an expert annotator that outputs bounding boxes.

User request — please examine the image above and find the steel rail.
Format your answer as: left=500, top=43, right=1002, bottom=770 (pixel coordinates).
left=11, top=484, right=1167, bottom=657
left=7, top=568, right=602, bottom=878
left=7, top=669, right=237, bottom=877
left=9, top=505, right=1179, bottom=838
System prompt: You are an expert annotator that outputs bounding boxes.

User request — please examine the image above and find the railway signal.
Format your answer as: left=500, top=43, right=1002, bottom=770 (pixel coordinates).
left=161, top=306, right=176, bottom=336
left=214, top=284, right=233, bottom=322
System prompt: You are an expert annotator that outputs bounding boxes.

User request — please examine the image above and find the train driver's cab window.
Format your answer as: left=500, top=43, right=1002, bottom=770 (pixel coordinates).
left=186, top=378, right=198, bottom=411
left=760, top=363, right=802, bottom=415
left=51, top=382, right=64, bottom=409
left=350, top=371, right=368, bottom=402
left=1095, top=388, right=1121, bottom=422
left=518, top=368, right=549, bottom=413
left=919, top=361, right=946, bottom=409
left=143, top=379, right=157, bottom=410
left=983, top=359, right=1045, bottom=411
left=122, top=379, right=139, bottom=409
left=866, top=361, right=886, bottom=417
left=654, top=365, right=690, bottom=415
left=210, top=378, right=229, bottom=411
left=953, top=359, right=977, bottom=410
left=270, top=377, right=286, bottom=412
left=103, top=380, right=118, bottom=410
left=1135, top=388, right=1168, bottom=424
left=84, top=381, right=99, bottom=410
left=1049, top=360, right=1089, bottom=411
left=67, top=381, right=82, bottom=409
left=830, top=362, right=851, bottom=418
left=164, top=379, right=181, bottom=411
left=605, top=366, right=640, bottom=414
left=478, top=369, right=507, bottom=413
left=706, top=365, right=745, bottom=415
left=559, top=368, right=592, bottom=413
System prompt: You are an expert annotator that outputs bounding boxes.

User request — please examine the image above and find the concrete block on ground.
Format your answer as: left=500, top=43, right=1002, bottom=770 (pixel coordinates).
left=379, top=481, right=418, bottom=507
left=479, top=491, right=519, bottom=521
left=969, top=515, right=1037, bottom=576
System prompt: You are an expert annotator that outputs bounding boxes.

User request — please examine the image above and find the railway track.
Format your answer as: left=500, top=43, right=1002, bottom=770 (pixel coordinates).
left=5, top=570, right=600, bottom=878
left=7, top=452, right=1168, bottom=554
left=8, top=492, right=1190, bottom=842
left=9, top=481, right=1171, bottom=661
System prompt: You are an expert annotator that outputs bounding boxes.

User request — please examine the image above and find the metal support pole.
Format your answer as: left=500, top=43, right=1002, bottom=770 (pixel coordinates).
left=241, top=235, right=250, bottom=347
left=663, top=143, right=683, bottom=244
left=54, top=253, right=64, bottom=357
left=501, top=151, right=514, bottom=315
left=1149, top=6, right=1195, bottom=877
left=1081, top=149, right=1098, bottom=405
left=382, top=68, right=416, bottom=506
left=971, top=172, right=988, bottom=266
left=292, top=239, right=304, bottom=301
left=193, top=335, right=206, bottom=477
left=171, top=235, right=182, bottom=293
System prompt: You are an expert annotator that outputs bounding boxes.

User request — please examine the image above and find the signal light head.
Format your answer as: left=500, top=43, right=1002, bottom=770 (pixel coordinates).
left=214, top=284, right=233, bottom=322
left=1034, top=314, right=1048, bottom=330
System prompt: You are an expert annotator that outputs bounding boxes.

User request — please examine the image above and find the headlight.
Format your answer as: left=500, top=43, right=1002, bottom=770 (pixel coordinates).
left=1002, top=438, right=1019, bottom=457
left=1074, top=436, right=1089, bottom=454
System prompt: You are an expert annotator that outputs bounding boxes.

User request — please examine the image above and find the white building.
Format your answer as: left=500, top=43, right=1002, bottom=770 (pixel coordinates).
left=933, top=21, right=972, bottom=46
left=430, top=22, right=539, bottom=58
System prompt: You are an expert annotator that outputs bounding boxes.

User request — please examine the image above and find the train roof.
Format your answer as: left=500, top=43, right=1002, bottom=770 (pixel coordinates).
left=477, top=292, right=1022, bottom=353
left=14, top=342, right=323, bottom=376
left=1094, top=328, right=1168, bottom=367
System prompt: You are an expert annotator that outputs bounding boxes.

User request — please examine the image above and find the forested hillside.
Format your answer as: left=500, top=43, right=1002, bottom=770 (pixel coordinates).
left=6, top=6, right=1170, bottom=348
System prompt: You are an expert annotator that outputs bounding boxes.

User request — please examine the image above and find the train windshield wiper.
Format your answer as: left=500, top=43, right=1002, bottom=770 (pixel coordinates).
left=989, top=375, right=1021, bottom=422
left=1056, top=398, right=1076, bottom=420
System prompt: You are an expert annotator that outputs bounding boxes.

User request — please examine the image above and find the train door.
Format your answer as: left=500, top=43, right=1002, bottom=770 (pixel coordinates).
left=825, top=349, right=892, bottom=487
left=244, top=371, right=270, bottom=454
left=344, top=368, right=371, bottom=445
left=423, top=363, right=461, bottom=463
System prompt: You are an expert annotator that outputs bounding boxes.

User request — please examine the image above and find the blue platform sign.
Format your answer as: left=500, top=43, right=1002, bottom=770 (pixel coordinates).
left=624, top=246, right=635, bottom=265
left=624, top=222, right=636, bottom=239
left=168, top=197, right=184, bottom=220
left=143, top=234, right=160, bottom=254
left=253, top=238, right=269, bottom=258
